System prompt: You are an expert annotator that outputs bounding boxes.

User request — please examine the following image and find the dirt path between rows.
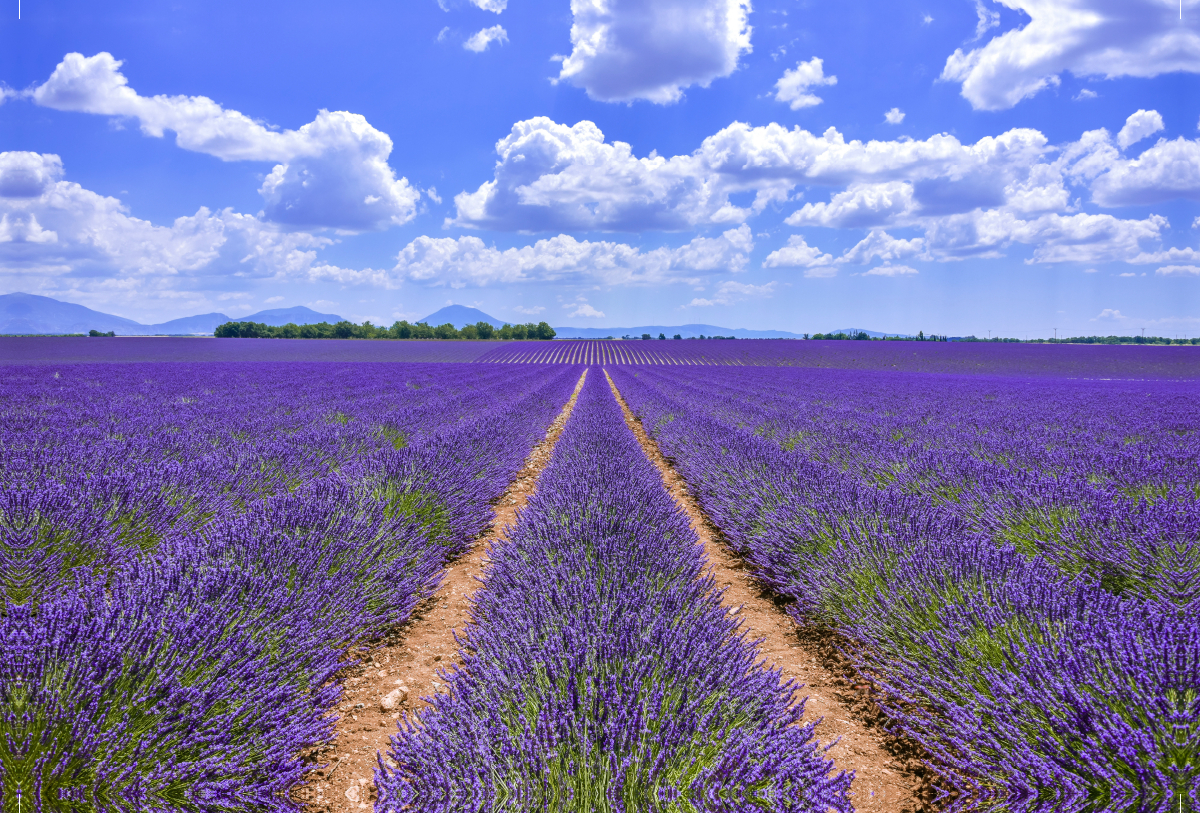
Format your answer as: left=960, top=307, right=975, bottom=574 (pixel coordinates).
left=294, top=370, right=588, bottom=813
left=605, top=370, right=925, bottom=813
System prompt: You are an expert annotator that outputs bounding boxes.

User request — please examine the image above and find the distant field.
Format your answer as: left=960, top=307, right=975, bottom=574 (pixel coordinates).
left=5, top=335, right=1200, bottom=378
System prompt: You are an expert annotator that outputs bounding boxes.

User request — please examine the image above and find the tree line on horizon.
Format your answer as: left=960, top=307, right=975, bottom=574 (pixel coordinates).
left=806, top=330, right=1200, bottom=345
left=213, top=319, right=557, bottom=341
left=38, top=321, right=1195, bottom=345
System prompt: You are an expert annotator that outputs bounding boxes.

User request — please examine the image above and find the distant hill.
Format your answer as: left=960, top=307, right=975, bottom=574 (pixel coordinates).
left=553, top=323, right=805, bottom=339
left=150, top=312, right=231, bottom=334
left=419, top=305, right=506, bottom=329
left=1, top=293, right=147, bottom=335
left=238, top=306, right=345, bottom=326
left=827, top=327, right=913, bottom=338
left=0, top=293, right=343, bottom=335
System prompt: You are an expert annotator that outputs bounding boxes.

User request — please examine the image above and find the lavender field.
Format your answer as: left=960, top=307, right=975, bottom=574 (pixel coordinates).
left=1, top=338, right=1197, bottom=813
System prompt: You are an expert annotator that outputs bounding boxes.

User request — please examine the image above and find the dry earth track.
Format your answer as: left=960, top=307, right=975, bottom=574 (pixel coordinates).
left=294, top=370, right=588, bottom=813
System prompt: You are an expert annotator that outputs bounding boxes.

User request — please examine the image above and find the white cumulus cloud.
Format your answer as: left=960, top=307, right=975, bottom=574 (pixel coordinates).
left=972, top=0, right=1001, bottom=40
left=685, top=280, right=776, bottom=306
left=773, top=58, right=837, bottom=110
left=941, top=0, right=1200, bottom=110
left=0, top=213, right=58, bottom=244
left=556, top=0, right=752, bottom=104
left=1128, top=246, right=1200, bottom=264
left=884, top=107, right=905, bottom=124
left=1093, top=308, right=1128, bottom=320
left=567, top=302, right=606, bottom=318
left=1091, top=136, right=1200, bottom=206
left=0, top=151, right=379, bottom=313
left=1117, top=109, right=1165, bottom=149
left=1156, top=265, right=1200, bottom=275
left=761, top=234, right=834, bottom=269
left=393, top=225, right=753, bottom=288
left=464, top=25, right=509, bottom=52
left=786, top=182, right=919, bottom=229
left=450, top=118, right=1061, bottom=231
left=29, top=52, right=418, bottom=231
left=449, top=117, right=751, bottom=231
left=448, top=115, right=1195, bottom=268
left=838, top=230, right=927, bottom=264
left=863, top=263, right=919, bottom=276
left=921, top=210, right=1168, bottom=263
left=470, top=0, right=507, bottom=11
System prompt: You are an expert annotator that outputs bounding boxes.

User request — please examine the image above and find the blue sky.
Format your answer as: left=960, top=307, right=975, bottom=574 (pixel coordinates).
left=1, top=0, right=1198, bottom=336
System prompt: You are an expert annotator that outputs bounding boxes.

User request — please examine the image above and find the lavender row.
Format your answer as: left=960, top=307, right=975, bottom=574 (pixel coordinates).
left=609, top=366, right=1198, bottom=813
left=1, top=362, right=583, bottom=811
left=613, top=365, right=1199, bottom=610
left=376, top=370, right=852, bottom=813
left=1, top=362, right=563, bottom=605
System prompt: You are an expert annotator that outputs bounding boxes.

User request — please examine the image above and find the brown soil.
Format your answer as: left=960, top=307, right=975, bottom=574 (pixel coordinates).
left=293, top=370, right=588, bottom=813
left=604, top=370, right=928, bottom=813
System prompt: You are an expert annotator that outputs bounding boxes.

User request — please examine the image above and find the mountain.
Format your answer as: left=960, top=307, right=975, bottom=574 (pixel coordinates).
left=239, top=306, right=345, bottom=326
left=0, top=292, right=147, bottom=335
left=149, top=313, right=232, bottom=334
left=419, top=305, right=506, bottom=329
left=552, top=323, right=806, bottom=339
left=0, top=293, right=344, bottom=335
left=149, top=306, right=345, bottom=334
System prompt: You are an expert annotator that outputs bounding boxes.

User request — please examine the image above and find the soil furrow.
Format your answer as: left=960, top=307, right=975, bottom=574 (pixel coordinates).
left=295, top=369, right=588, bottom=813
left=604, top=369, right=924, bottom=813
